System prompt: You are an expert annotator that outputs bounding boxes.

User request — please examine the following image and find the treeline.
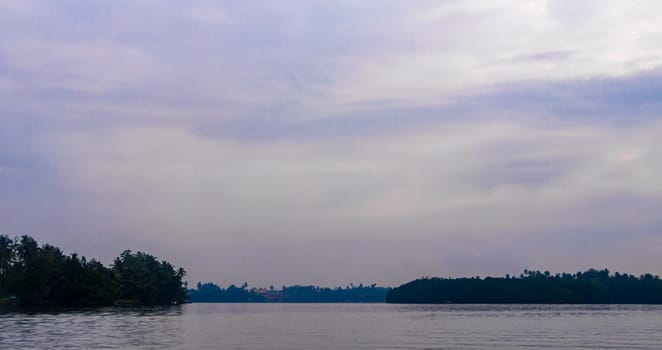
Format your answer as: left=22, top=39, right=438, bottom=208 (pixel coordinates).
left=0, top=235, right=187, bottom=306
left=386, top=269, right=662, bottom=304
left=189, top=282, right=390, bottom=303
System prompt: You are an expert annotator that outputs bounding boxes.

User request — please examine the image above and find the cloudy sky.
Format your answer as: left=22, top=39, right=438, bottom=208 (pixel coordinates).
left=2, top=0, right=662, bottom=287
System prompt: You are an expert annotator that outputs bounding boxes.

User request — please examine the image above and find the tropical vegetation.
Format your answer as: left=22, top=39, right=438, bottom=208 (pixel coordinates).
left=0, top=234, right=187, bottom=306
left=189, top=282, right=389, bottom=302
left=386, top=269, right=662, bottom=304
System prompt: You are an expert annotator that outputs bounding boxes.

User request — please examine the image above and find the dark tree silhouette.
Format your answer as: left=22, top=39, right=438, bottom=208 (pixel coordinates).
left=386, top=269, right=662, bottom=304
left=188, top=282, right=390, bottom=303
left=112, top=250, right=188, bottom=305
left=0, top=234, right=187, bottom=306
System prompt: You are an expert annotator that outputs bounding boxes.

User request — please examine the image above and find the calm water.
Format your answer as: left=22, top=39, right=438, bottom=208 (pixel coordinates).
left=1, top=303, right=662, bottom=349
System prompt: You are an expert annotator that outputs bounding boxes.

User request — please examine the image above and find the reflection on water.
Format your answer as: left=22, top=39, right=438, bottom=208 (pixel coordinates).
left=0, top=307, right=184, bottom=349
left=1, top=304, right=662, bottom=349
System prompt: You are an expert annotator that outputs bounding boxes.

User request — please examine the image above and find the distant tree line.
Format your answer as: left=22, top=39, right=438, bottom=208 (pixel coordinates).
left=386, top=269, right=662, bottom=304
left=189, top=282, right=390, bottom=303
left=0, top=235, right=187, bottom=306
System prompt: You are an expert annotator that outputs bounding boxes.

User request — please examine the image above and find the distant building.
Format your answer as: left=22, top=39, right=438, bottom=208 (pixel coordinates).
left=254, top=288, right=283, bottom=302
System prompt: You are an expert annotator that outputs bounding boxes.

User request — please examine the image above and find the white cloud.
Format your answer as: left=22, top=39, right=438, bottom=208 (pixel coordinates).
left=41, top=118, right=662, bottom=284
left=5, top=40, right=157, bottom=93
left=4, top=0, right=662, bottom=285
left=186, top=3, right=233, bottom=25
left=0, top=0, right=34, bottom=13
left=3, top=0, right=662, bottom=123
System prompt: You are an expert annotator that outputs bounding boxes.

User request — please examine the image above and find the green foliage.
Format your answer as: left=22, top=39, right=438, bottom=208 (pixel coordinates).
left=0, top=234, right=186, bottom=306
left=386, top=269, right=662, bottom=304
left=112, top=250, right=187, bottom=305
left=189, top=282, right=390, bottom=303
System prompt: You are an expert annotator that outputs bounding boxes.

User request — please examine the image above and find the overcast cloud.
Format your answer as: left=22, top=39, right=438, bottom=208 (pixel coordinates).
left=2, top=1, right=662, bottom=287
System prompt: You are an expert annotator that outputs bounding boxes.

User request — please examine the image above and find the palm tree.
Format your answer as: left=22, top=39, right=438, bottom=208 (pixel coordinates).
left=0, top=235, right=14, bottom=294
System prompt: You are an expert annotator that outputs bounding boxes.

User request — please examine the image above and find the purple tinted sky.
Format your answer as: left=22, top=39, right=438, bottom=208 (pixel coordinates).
left=3, top=1, right=662, bottom=287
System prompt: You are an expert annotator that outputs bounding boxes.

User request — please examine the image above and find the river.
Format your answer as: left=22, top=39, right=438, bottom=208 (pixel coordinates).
left=1, top=303, right=661, bottom=349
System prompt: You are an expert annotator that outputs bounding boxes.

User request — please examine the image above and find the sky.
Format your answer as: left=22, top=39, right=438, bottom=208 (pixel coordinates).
left=2, top=0, right=662, bottom=288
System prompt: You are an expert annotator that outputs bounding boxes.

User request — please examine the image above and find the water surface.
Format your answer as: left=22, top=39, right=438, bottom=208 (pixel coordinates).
left=1, top=304, right=661, bottom=349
